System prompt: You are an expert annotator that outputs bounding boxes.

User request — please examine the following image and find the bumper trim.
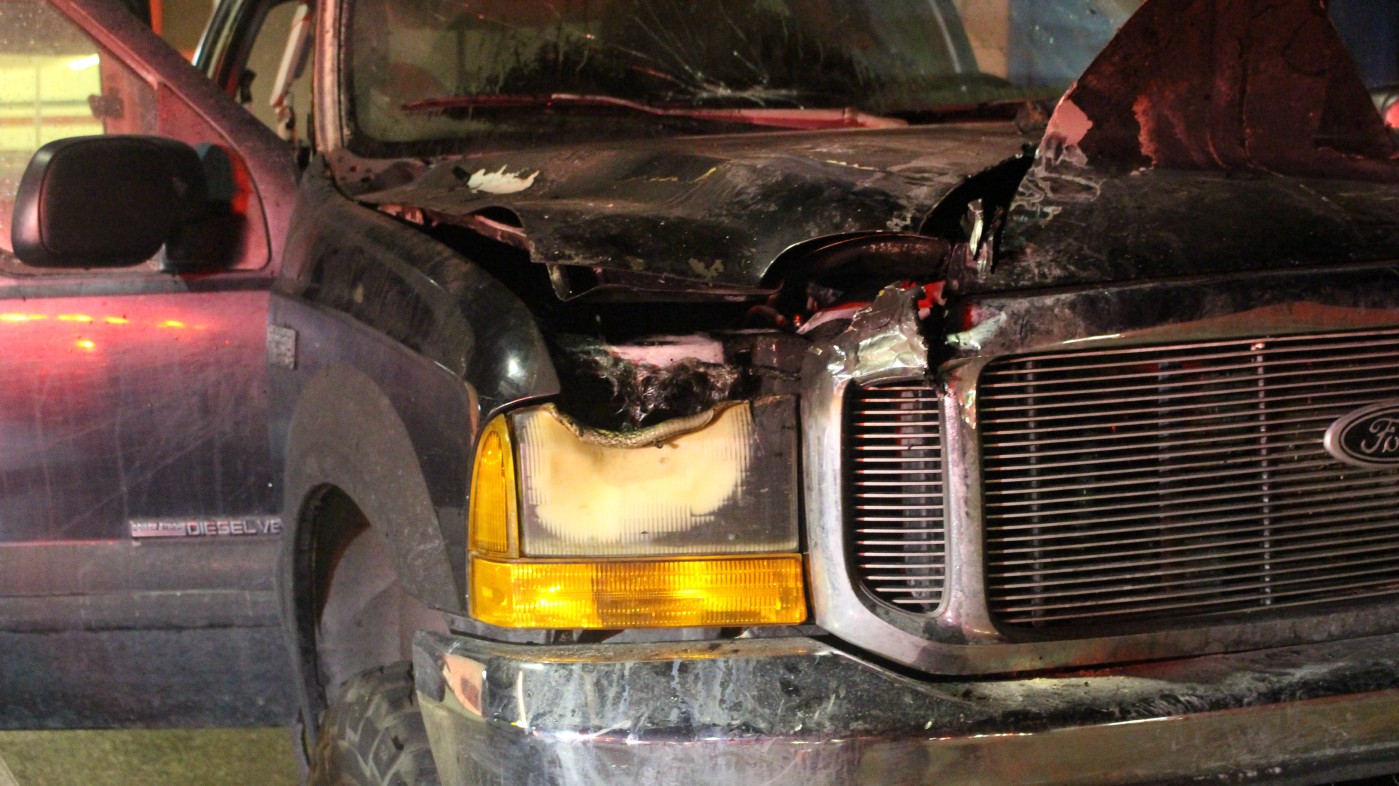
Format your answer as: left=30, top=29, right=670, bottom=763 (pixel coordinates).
left=414, top=631, right=1399, bottom=785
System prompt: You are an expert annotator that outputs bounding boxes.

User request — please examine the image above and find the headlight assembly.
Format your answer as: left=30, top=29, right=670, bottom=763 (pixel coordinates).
left=467, top=399, right=806, bottom=629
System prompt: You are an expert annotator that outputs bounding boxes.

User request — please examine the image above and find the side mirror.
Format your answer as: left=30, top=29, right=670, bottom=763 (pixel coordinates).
left=10, top=135, right=222, bottom=269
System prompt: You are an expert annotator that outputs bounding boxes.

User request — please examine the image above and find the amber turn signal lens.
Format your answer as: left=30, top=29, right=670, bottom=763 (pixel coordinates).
left=470, top=555, right=807, bottom=628
left=468, top=417, right=516, bottom=557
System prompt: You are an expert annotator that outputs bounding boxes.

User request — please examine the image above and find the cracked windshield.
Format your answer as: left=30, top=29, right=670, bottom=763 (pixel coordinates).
left=347, top=0, right=1142, bottom=153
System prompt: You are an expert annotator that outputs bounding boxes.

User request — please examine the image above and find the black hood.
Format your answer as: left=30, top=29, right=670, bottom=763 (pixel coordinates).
left=356, top=125, right=1030, bottom=292
left=354, top=0, right=1399, bottom=298
left=977, top=0, right=1399, bottom=293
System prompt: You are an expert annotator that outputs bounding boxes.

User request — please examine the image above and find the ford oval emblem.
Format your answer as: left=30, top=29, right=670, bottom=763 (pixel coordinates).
left=1324, top=401, right=1399, bottom=468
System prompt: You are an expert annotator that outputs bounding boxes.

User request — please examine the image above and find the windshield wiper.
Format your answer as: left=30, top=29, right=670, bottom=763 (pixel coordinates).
left=400, top=94, right=906, bottom=131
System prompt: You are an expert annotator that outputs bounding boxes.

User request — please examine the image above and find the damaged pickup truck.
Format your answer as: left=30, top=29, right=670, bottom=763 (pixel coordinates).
left=17, top=0, right=1399, bottom=782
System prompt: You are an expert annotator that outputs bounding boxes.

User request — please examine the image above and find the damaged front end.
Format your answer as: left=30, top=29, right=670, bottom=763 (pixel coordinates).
left=459, top=274, right=948, bottom=633
left=382, top=0, right=1399, bottom=608
left=308, top=0, right=1399, bottom=781
left=397, top=0, right=1399, bottom=665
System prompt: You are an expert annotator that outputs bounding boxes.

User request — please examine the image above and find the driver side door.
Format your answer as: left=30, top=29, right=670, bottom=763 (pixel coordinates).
left=0, top=0, right=298, bottom=728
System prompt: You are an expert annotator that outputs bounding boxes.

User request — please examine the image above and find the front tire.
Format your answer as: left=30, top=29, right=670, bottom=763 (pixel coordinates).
left=309, top=663, right=440, bottom=786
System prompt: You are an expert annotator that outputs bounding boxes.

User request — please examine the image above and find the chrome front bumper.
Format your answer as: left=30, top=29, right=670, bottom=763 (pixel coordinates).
left=413, top=630, right=1399, bottom=786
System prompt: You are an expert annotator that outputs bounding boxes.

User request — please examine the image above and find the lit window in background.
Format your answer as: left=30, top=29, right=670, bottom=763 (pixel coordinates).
left=0, top=1, right=112, bottom=259
left=66, top=54, right=99, bottom=71
left=0, top=50, right=103, bottom=159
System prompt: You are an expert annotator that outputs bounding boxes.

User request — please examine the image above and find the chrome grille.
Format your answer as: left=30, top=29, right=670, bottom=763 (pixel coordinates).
left=844, top=382, right=945, bottom=612
left=980, top=329, right=1399, bottom=629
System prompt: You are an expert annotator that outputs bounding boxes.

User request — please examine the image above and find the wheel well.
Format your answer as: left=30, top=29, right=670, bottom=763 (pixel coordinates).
left=294, top=486, right=447, bottom=710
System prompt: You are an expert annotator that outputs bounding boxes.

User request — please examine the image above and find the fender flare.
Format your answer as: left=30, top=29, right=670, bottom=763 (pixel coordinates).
left=283, top=362, right=461, bottom=613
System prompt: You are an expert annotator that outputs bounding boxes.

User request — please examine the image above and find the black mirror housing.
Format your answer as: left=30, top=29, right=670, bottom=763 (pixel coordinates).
left=10, top=135, right=209, bottom=268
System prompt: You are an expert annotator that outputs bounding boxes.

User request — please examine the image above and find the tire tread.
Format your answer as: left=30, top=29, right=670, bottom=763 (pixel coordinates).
left=309, top=663, right=439, bottom=786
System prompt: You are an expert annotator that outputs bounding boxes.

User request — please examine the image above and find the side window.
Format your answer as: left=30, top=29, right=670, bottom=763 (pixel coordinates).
left=0, top=0, right=272, bottom=273
left=238, top=0, right=313, bottom=147
left=0, top=0, right=158, bottom=267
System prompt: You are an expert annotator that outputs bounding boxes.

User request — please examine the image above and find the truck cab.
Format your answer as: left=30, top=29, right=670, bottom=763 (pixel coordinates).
left=10, top=1, right=1399, bottom=784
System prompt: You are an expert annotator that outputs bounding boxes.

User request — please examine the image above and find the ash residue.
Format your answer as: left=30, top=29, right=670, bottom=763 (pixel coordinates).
left=552, top=336, right=743, bottom=430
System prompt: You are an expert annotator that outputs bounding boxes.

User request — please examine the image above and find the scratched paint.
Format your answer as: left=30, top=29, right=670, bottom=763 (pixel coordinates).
left=0, top=291, right=277, bottom=543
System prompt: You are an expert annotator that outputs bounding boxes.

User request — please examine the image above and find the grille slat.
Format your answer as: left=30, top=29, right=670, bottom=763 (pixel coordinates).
left=981, top=443, right=1323, bottom=474
left=981, top=352, right=1399, bottom=391
left=981, top=329, right=1399, bottom=629
left=994, top=557, right=1399, bottom=605
left=994, top=572, right=1399, bottom=620
left=984, top=454, right=1340, bottom=486
left=1000, top=584, right=1399, bottom=623
left=987, top=466, right=1388, bottom=511
left=985, top=457, right=1340, bottom=490
left=985, top=397, right=1393, bottom=437
left=978, top=374, right=1399, bottom=410
left=979, top=380, right=1399, bottom=419
left=989, top=495, right=1398, bottom=544
left=992, top=510, right=1399, bottom=558
left=985, top=420, right=1363, bottom=462
left=981, top=329, right=1399, bottom=365
left=845, top=382, right=945, bottom=613
left=987, top=475, right=1397, bottom=521
left=990, top=534, right=1399, bottom=587
left=984, top=411, right=1338, bottom=449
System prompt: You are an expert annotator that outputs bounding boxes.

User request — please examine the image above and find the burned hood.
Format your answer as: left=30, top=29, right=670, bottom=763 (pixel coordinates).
left=978, top=168, right=1399, bottom=292
left=973, top=0, right=1399, bottom=293
left=1038, top=0, right=1398, bottom=181
left=356, top=126, right=1029, bottom=291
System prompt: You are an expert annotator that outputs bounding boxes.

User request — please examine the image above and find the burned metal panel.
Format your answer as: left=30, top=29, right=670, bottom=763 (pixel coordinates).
left=944, top=262, right=1399, bottom=363
left=1040, top=0, right=1396, bottom=179
left=550, top=331, right=806, bottom=430
left=977, top=0, right=1399, bottom=293
left=351, top=126, right=1029, bottom=290
left=976, top=170, right=1399, bottom=292
left=551, top=335, right=741, bottom=428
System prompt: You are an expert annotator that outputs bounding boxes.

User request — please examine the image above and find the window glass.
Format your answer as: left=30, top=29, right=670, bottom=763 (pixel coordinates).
left=239, top=0, right=313, bottom=142
left=344, top=0, right=1142, bottom=156
left=1331, top=0, right=1399, bottom=88
left=0, top=0, right=157, bottom=267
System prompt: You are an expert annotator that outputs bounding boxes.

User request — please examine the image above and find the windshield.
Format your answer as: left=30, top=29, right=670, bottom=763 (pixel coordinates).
left=345, top=0, right=1141, bottom=155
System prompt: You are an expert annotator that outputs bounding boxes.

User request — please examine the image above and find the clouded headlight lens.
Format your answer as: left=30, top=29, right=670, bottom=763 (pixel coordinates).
left=514, top=402, right=797, bottom=556
left=467, top=399, right=805, bottom=628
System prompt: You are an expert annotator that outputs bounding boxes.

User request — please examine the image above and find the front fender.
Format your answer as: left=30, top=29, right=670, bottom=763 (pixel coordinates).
left=283, top=362, right=460, bottom=611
